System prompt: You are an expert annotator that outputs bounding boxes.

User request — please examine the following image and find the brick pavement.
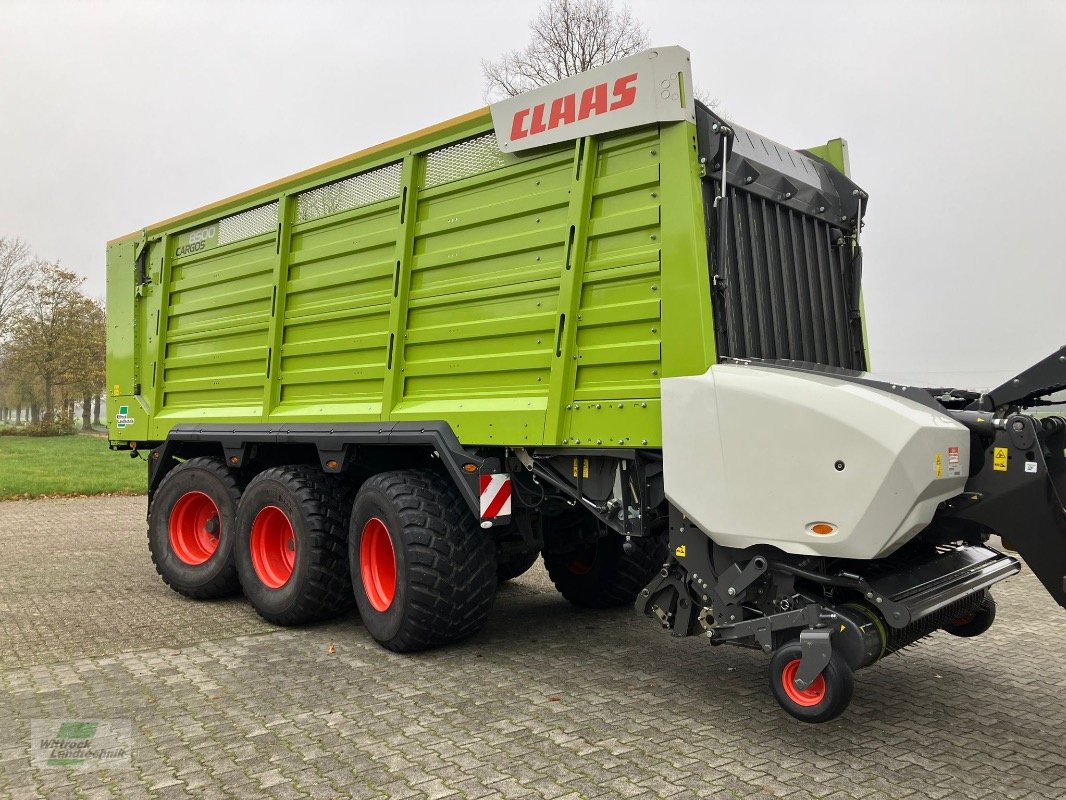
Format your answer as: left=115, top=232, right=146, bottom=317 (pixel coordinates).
left=1, top=495, right=1065, bottom=799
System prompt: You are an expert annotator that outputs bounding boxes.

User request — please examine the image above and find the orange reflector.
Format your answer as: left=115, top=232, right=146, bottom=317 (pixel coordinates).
left=810, top=523, right=835, bottom=535
left=462, top=463, right=478, bottom=473
left=229, top=456, right=240, bottom=465
left=325, top=460, right=338, bottom=470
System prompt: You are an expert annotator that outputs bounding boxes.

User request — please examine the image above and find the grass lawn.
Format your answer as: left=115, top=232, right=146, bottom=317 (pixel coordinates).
left=0, top=433, right=147, bottom=500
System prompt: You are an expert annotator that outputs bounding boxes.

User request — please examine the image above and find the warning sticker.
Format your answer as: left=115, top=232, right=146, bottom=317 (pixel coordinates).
left=993, top=447, right=1009, bottom=472
left=674, top=545, right=687, bottom=558
left=935, top=453, right=943, bottom=478
left=948, top=447, right=960, bottom=465
left=1025, top=461, right=1038, bottom=474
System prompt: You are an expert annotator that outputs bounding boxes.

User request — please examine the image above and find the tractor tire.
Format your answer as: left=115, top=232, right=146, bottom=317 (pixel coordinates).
left=769, top=640, right=854, bottom=723
left=542, top=532, right=666, bottom=609
left=234, top=466, right=355, bottom=626
left=349, top=469, right=497, bottom=653
left=148, top=456, right=242, bottom=599
left=943, top=594, right=997, bottom=638
left=497, top=548, right=540, bottom=582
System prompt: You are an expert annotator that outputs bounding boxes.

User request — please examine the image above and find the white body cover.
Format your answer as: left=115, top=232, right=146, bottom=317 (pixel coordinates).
left=661, top=364, right=970, bottom=560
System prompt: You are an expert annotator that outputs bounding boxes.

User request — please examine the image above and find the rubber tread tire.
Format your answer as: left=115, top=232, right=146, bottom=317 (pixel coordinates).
left=497, top=548, right=540, bottom=582
left=148, top=457, right=242, bottom=599
left=769, top=640, right=854, bottom=723
left=235, top=465, right=355, bottom=626
left=542, top=532, right=666, bottom=609
left=350, top=469, right=497, bottom=653
left=943, top=594, right=997, bottom=638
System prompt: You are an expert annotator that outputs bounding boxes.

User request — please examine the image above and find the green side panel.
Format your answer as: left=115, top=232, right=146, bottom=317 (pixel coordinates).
left=657, top=121, right=715, bottom=377
left=275, top=197, right=400, bottom=419
left=157, top=233, right=277, bottom=422
left=110, top=114, right=712, bottom=448
left=565, top=128, right=665, bottom=446
left=105, top=240, right=136, bottom=399
left=390, top=143, right=576, bottom=443
left=105, top=239, right=150, bottom=442
left=573, top=127, right=663, bottom=402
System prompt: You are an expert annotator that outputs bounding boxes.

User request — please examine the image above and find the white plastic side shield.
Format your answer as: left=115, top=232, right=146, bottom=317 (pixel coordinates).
left=661, top=365, right=971, bottom=560
left=490, top=46, right=695, bottom=153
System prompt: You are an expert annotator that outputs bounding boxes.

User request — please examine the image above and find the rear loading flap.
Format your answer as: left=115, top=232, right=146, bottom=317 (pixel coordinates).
left=696, top=106, right=869, bottom=371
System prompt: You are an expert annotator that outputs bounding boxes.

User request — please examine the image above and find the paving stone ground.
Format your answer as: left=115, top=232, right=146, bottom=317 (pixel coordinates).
left=1, top=495, right=1065, bottom=799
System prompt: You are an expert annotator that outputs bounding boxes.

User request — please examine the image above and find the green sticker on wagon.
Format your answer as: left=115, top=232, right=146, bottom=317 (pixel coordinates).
left=115, top=406, right=135, bottom=429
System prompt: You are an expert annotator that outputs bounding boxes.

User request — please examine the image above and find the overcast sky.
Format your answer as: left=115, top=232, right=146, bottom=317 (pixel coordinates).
left=1, top=0, right=1063, bottom=389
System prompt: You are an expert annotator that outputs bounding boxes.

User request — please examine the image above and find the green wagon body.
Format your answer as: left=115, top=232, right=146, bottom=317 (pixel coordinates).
left=106, top=108, right=850, bottom=449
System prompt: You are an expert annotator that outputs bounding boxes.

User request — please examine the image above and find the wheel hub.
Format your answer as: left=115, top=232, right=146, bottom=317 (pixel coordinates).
left=169, top=491, right=222, bottom=566
left=781, top=658, right=827, bottom=707
left=360, top=517, right=397, bottom=612
left=250, top=506, right=297, bottom=589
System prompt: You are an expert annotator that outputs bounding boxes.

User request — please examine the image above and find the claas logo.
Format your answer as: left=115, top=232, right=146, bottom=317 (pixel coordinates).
left=510, top=73, right=638, bottom=142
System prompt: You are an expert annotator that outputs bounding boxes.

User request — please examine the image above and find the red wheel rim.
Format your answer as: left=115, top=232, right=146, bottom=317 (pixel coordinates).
left=567, top=546, right=595, bottom=576
left=781, top=658, right=827, bottom=707
left=169, top=491, right=222, bottom=566
left=360, top=517, right=397, bottom=612
left=250, top=506, right=296, bottom=589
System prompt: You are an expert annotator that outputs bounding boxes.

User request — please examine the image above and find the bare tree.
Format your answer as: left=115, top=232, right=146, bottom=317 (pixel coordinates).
left=482, top=0, right=648, bottom=100
left=0, top=237, right=42, bottom=336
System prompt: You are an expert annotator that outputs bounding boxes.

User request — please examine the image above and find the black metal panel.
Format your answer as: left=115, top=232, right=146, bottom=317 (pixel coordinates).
left=709, top=183, right=866, bottom=371
left=882, top=592, right=986, bottom=653
left=151, top=421, right=490, bottom=521
left=980, top=344, right=1066, bottom=410
left=695, top=104, right=867, bottom=231
left=944, top=418, right=1066, bottom=610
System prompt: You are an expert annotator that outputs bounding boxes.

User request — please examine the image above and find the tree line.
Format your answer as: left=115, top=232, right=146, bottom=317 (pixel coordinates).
left=0, top=236, right=105, bottom=433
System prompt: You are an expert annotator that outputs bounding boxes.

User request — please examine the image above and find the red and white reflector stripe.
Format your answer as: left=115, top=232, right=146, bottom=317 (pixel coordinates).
left=479, top=474, right=512, bottom=519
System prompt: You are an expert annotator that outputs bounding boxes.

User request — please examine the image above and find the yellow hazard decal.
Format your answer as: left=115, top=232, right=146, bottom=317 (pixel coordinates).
left=935, top=452, right=943, bottom=478
left=572, top=458, right=590, bottom=478
left=113, top=384, right=121, bottom=397
left=675, top=545, right=687, bottom=558
left=993, top=447, right=1009, bottom=472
